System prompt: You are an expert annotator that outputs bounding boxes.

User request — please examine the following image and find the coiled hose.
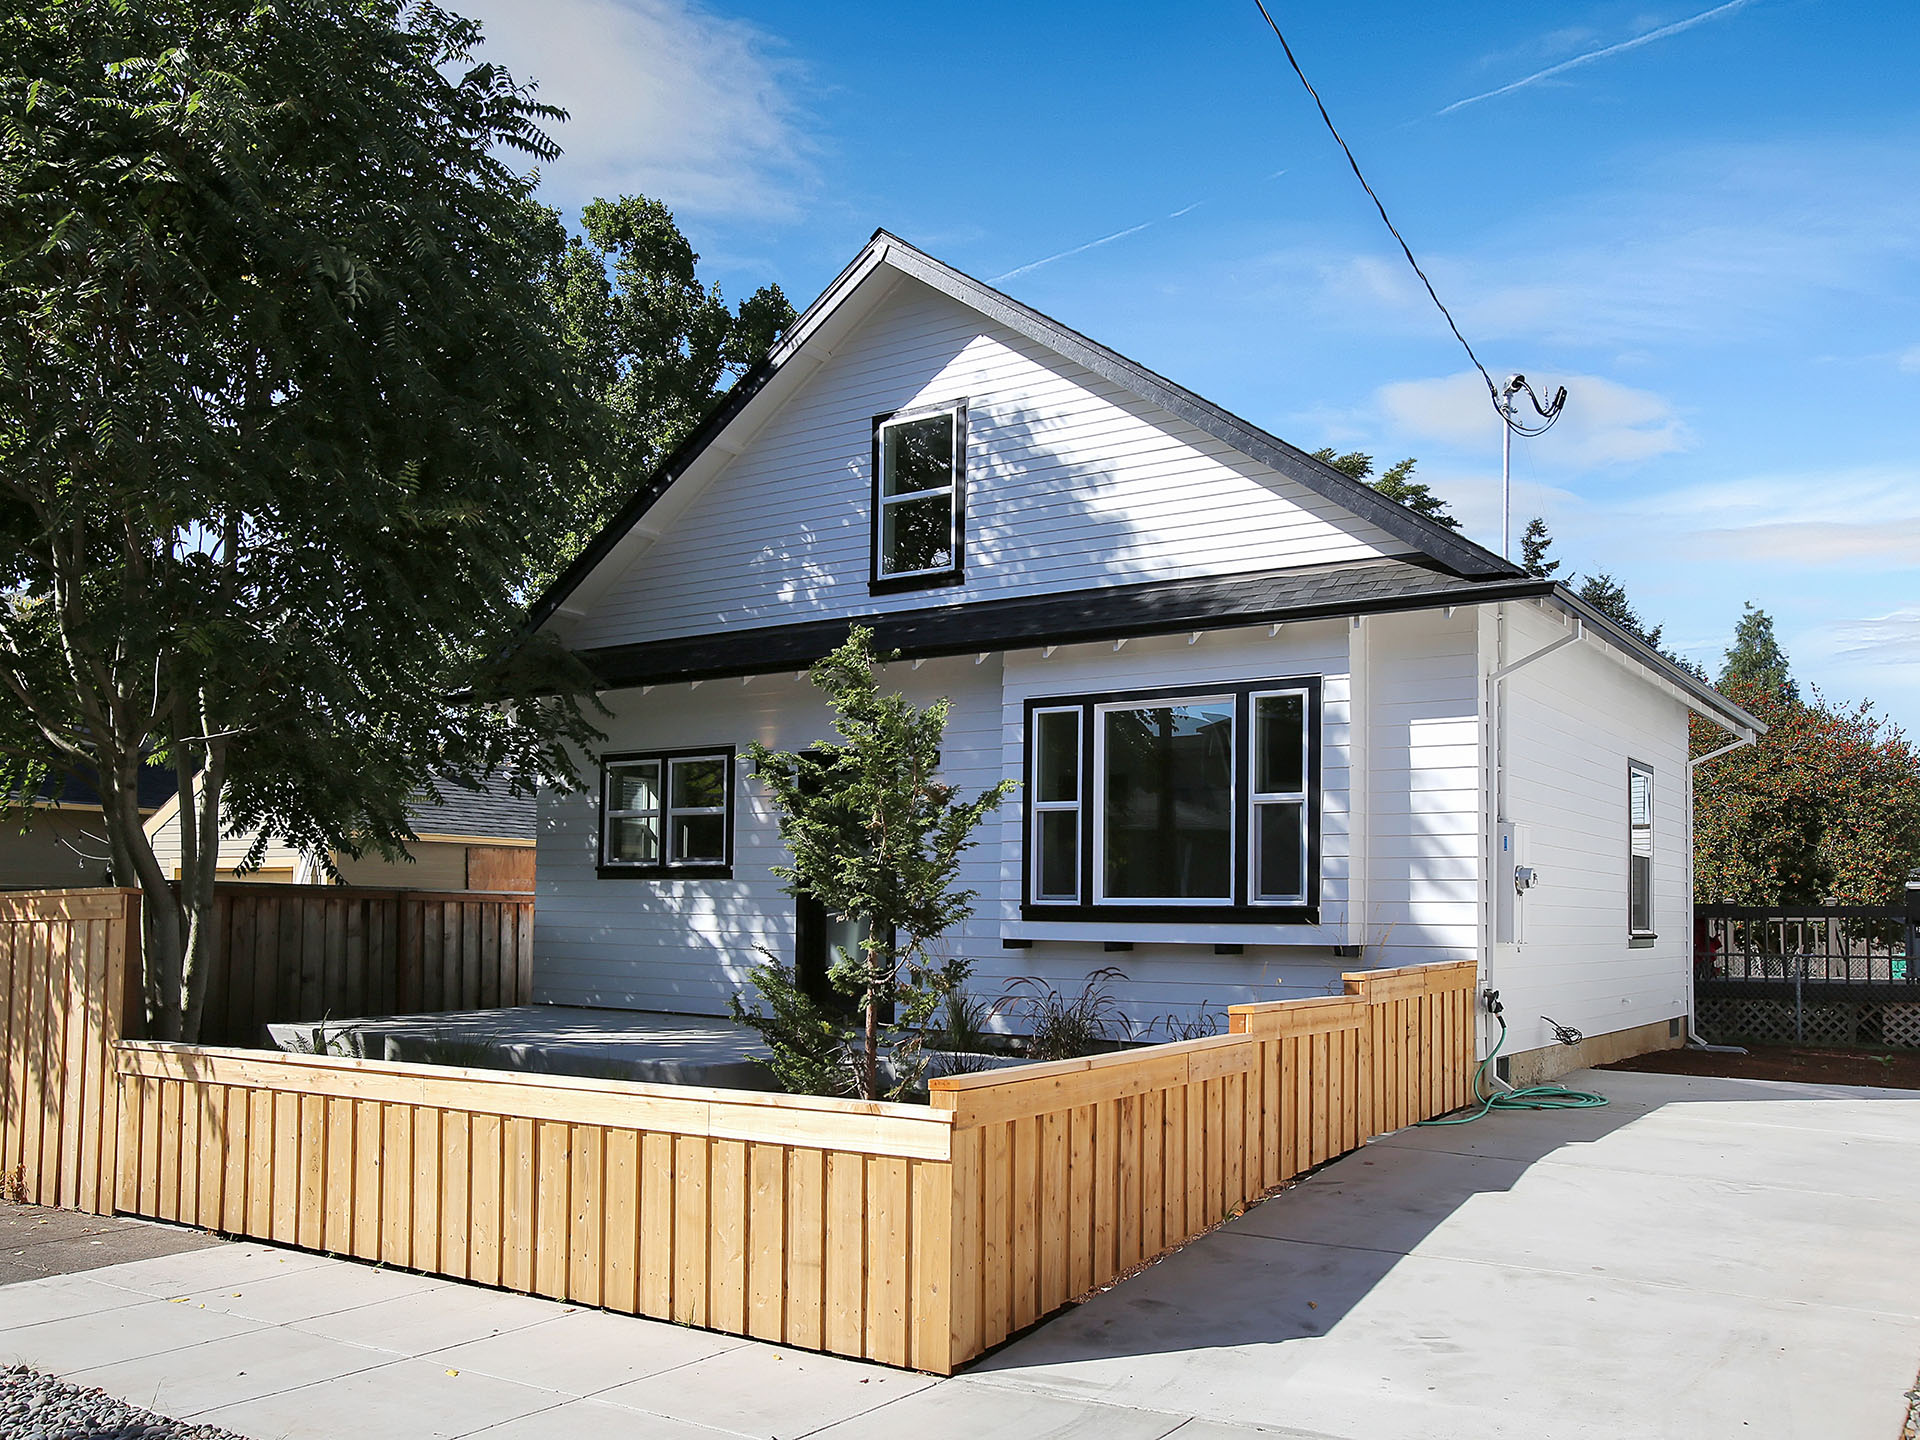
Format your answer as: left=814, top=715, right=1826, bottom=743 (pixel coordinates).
left=1418, top=1011, right=1608, bottom=1126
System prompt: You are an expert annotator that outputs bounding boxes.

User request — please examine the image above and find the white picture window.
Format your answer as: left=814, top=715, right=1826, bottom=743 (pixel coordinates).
left=1023, top=680, right=1320, bottom=918
left=1096, top=695, right=1237, bottom=905
left=873, top=404, right=963, bottom=584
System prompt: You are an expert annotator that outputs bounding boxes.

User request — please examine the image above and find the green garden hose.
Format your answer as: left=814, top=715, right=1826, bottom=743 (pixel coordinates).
left=1417, top=1010, right=1609, bottom=1126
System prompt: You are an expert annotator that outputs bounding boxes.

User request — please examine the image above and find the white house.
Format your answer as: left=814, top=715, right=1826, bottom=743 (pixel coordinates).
left=528, top=232, right=1762, bottom=1084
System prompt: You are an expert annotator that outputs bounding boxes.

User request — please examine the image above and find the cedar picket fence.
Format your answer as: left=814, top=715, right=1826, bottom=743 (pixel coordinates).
left=3, top=888, right=1477, bottom=1373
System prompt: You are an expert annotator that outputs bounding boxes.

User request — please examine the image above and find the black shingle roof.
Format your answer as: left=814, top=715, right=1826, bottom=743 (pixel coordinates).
left=576, top=558, right=1553, bottom=691
left=411, top=782, right=535, bottom=842
left=29, top=765, right=178, bottom=812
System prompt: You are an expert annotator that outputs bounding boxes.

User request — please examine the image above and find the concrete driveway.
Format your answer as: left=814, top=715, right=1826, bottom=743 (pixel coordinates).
left=968, top=1067, right=1920, bottom=1440
left=0, top=1068, right=1915, bottom=1440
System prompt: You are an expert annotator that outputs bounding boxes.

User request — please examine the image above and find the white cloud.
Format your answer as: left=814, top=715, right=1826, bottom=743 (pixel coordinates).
left=1374, top=371, right=1688, bottom=468
left=1899, top=345, right=1920, bottom=374
left=462, top=0, right=814, bottom=218
left=1628, top=467, right=1920, bottom=569
left=1833, top=609, right=1920, bottom=666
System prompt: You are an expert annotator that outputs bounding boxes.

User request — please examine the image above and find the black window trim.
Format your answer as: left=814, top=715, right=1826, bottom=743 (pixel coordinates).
left=1627, top=757, right=1655, bottom=940
left=1020, top=677, right=1322, bottom=924
left=597, top=746, right=736, bottom=880
left=869, top=398, right=968, bottom=595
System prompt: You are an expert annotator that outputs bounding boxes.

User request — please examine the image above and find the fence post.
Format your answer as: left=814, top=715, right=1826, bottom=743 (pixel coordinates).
left=1904, top=873, right=1920, bottom=984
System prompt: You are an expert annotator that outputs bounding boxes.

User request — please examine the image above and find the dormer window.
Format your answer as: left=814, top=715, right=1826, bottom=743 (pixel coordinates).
left=871, top=401, right=966, bottom=593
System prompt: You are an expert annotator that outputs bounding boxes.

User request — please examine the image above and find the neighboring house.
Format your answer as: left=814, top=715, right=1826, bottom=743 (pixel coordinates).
left=142, top=782, right=535, bottom=891
left=0, top=768, right=178, bottom=891
left=526, top=231, right=1762, bottom=1083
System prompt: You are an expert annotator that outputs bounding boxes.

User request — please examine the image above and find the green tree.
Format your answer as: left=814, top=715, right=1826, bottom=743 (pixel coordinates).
left=539, top=195, right=793, bottom=581
left=1520, top=516, right=1560, bottom=578
left=1719, top=602, right=1797, bottom=701
left=0, top=0, right=601, bottom=1040
left=1694, top=680, right=1920, bottom=905
left=742, top=628, right=1014, bottom=1100
left=1575, top=573, right=1664, bottom=650
left=1311, top=448, right=1460, bottom=530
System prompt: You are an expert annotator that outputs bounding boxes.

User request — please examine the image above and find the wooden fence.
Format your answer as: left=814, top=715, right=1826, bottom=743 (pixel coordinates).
left=929, top=960, right=1475, bottom=1357
left=113, top=1045, right=959, bottom=1372
left=1, top=888, right=1479, bottom=1374
left=198, top=885, right=534, bottom=1046
left=0, top=890, right=138, bottom=1212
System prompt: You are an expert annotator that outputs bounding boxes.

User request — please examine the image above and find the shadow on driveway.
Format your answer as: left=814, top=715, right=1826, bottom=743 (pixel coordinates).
left=965, top=1069, right=1920, bottom=1440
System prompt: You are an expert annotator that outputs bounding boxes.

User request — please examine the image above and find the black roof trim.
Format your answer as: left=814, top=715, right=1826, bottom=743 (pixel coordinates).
left=527, top=230, right=1525, bottom=633
left=576, top=559, right=1553, bottom=690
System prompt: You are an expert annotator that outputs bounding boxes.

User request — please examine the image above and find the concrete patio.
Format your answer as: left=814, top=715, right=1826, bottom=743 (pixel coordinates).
left=1, top=1067, right=1915, bottom=1439
left=266, top=1004, right=776, bottom=1088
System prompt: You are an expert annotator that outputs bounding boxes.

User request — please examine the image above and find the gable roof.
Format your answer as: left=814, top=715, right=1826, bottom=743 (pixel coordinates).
left=528, top=230, right=1525, bottom=635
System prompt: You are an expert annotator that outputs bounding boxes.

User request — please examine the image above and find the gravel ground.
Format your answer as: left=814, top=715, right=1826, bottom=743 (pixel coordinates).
left=0, top=1365, right=252, bottom=1440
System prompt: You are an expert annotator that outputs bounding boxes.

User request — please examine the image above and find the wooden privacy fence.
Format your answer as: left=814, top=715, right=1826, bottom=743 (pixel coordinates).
left=1, top=888, right=1478, bottom=1375
left=199, top=885, right=534, bottom=1046
left=0, top=890, right=138, bottom=1212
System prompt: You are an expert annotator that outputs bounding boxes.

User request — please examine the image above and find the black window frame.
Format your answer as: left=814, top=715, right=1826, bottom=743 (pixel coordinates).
left=597, top=746, right=736, bottom=880
left=1627, top=758, right=1655, bottom=941
left=1019, top=677, right=1322, bottom=924
left=869, top=399, right=968, bottom=595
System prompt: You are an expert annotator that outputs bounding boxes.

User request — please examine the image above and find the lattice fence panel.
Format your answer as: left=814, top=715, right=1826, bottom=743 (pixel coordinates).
left=1696, top=996, right=1920, bottom=1049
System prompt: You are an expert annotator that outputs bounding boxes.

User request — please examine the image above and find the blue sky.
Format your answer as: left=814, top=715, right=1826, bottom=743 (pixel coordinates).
left=465, top=0, right=1920, bottom=729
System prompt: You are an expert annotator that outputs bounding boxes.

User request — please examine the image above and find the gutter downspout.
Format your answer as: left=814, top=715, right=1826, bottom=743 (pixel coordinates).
left=1686, top=731, right=1759, bottom=1052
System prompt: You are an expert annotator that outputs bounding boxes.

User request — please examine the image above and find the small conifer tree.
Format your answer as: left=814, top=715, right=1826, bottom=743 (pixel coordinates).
left=743, top=627, right=1015, bottom=1099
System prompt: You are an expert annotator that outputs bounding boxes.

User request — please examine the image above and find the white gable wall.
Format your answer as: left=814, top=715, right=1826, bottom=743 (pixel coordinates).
left=566, top=278, right=1403, bottom=652
left=1493, top=603, right=1693, bottom=1059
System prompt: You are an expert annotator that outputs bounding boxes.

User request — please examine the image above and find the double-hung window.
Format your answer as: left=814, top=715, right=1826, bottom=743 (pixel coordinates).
left=599, top=749, right=734, bottom=878
left=871, top=401, right=965, bottom=592
left=1023, top=679, right=1320, bottom=921
left=1627, top=760, right=1654, bottom=939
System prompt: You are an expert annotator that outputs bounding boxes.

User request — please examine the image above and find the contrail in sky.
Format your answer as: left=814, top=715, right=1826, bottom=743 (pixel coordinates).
left=988, top=175, right=1287, bottom=285
left=1438, top=0, right=1757, bottom=116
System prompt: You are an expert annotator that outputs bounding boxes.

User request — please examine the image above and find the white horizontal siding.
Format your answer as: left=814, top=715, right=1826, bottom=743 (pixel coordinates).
left=568, top=279, right=1399, bottom=651
left=1496, top=603, right=1692, bottom=1055
left=534, top=632, right=1368, bottom=1035
left=1360, top=609, right=1485, bottom=970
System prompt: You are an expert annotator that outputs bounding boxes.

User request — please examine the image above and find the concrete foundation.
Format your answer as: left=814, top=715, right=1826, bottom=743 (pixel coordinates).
left=1504, top=1014, right=1684, bottom=1087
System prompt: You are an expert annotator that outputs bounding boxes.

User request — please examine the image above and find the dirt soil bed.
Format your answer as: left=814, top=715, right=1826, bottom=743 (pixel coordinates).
left=1601, top=1043, right=1920, bottom=1091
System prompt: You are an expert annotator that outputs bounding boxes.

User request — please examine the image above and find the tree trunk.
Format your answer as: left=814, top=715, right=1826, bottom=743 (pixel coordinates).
left=862, top=992, right=880, bottom=1101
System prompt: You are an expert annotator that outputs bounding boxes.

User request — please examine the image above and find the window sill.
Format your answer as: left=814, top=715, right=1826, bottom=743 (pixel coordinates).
left=1005, top=916, right=1329, bottom=947
left=597, top=865, right=734, bottom=881
left=1628, top=934, right=1657, bottom=949
left=869, top=570, right=964, bottom=597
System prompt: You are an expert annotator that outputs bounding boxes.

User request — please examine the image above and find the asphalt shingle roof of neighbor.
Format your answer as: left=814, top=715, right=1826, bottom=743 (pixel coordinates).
left=410, top=780, right=535, bottom=842
left=575, top=556, right=1556, bottom=690
left=27, top=765, right=179, bottom=812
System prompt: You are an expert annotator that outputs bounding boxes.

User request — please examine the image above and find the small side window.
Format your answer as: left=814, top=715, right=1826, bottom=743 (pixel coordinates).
left=871, top=402, right=965, bottom=591
left=600, top=749, right=733, bottom=877
left=1628, top=761, right=1654, bottom=937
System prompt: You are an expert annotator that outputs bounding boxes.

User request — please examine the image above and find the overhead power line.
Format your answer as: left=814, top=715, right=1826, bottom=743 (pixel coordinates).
left=1250, top=1, right=1564, bottom=441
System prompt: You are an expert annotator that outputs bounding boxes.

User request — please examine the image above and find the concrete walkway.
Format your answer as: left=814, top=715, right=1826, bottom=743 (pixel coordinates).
left=0, top=1068, right=1914, bottom=1439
